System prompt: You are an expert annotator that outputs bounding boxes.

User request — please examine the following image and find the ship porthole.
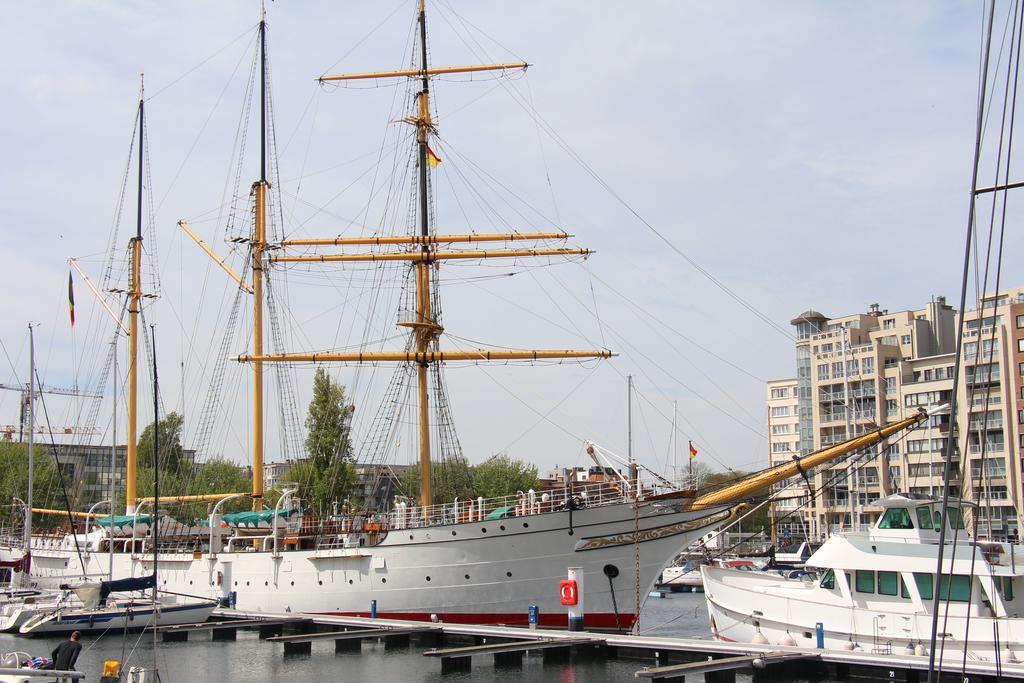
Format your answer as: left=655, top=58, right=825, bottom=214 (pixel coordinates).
left=265, top=581, right=269, bottom=586
left=426, top=576, right=431, bottom=582
left=409, top=535, right=414, bottom=540
left=506, top=571, right=512, bottom=578
left=522, top=522, right=529, bottom=528
left=481, top=528, right=487, bottom=533
left=319, top=580, right=323, bottom=586
left=452, top=531, right=457, bottom=536
left=603, top=564, right=620, bottom=579
left=246, top=581, right=250, bottom=586
left=349, top=580, right=353, bottom=585
left=290, top=581, right=294, bottom=586
left=382, top=578, right=387, bottom=584
left=500, top=525, right=506, bottom=531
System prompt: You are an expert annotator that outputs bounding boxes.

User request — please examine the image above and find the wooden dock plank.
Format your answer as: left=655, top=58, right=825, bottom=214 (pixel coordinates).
left=149, top=617, right=301, bottom=633
left=424, top=636, right=604, bottom=658
left=635, top=651, right=815, bottom=678
left=268, top=626, right=435, bottom=644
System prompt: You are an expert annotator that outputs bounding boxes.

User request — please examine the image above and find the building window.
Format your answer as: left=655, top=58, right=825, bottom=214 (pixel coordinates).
left=901, top=335, right=911, bottom=345
left=770, top=387, right=789, bottom=399
left=862, top=357, right=875, bottom=374
left=771, top=424, right=791, bottom=435
left=817, top=365, right=829, bottom=381
left=1017, top=314, right=1024, bottom=329
left=771, top=406, right=789, bottom=417
left=883, top=319, right=895, bottom=330
left=884, top=357, right=899, bottom=368
left=772, top=442, right=791, bottom=453
left=847, top=359, right=859, bottom=375
left=832, top=362, right=844, bottom=378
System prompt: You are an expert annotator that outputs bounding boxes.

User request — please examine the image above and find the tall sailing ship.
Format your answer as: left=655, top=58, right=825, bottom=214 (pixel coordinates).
left=2, top=3, right=939, bottom=628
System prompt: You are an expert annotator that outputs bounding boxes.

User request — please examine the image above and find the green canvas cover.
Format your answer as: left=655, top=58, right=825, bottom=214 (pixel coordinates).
left=222, top=509, right=297, bottom=528
left=96, top=515, right=153, bottom=529
left=485, top=506, right=515, bottom=520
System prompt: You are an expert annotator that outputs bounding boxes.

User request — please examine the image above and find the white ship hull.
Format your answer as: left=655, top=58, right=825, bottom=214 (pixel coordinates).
left=21, top=501, right=737, bottom=629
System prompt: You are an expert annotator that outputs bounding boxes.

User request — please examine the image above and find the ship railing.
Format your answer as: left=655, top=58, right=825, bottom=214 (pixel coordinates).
left=386, top=480, right=639, bottom=531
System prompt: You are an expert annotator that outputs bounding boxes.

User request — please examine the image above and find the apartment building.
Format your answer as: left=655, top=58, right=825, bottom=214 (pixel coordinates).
left=768, top=290, right=1024, bottom=541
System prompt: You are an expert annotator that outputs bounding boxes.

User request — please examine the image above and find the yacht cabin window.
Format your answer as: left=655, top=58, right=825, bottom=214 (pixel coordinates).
left=916, top=506, right=934, bottom=529
left=878, top=571, right=899, bottom=596
left=855, top=570, right=875, bottom=593
left=878, top=507, right=914, bottom=530
left=820, top=569, right=836, bottom=590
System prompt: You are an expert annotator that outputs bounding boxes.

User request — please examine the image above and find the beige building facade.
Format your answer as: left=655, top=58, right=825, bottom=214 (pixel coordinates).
left=769, top=290, right=1024, bottom=541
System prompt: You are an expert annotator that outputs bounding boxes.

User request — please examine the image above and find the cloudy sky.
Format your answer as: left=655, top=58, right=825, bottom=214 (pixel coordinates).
left=1, top=2, right=1019, bottom=482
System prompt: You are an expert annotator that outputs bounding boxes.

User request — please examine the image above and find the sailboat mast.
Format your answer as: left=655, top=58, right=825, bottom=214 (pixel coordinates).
left=22, top=324, right=34, bottom=585
left=251, top=14, right=268, bottom=508
left=126, top=91, right=144, bottom=514
left=415, top=0, right=434, bottom=514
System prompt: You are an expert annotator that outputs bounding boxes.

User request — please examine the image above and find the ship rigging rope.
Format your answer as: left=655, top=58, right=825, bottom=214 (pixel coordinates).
left=943, top=2, right=1022, bottom=675
left=430, top=0, right=794, bottom=341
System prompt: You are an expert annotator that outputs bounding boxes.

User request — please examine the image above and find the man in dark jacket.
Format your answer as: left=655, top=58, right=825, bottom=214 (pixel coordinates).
left=51, top=630, right=82, bottom=671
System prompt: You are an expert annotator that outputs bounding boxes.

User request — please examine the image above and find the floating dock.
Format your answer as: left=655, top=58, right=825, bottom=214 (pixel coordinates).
left=138, top=608, right=1024, bottom=682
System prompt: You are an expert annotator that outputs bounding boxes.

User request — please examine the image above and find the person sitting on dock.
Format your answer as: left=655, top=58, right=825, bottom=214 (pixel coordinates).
left=49, top=630, right=82, bottom=671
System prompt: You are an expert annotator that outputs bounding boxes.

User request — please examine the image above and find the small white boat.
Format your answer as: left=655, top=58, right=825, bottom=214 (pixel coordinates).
left=19, top=596, right=217, bottom=635
left=0, top=591, right=69, bottom=633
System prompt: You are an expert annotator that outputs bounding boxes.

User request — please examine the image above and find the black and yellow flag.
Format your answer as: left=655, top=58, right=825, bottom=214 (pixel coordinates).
left=68, top=271, right=75, bottom=327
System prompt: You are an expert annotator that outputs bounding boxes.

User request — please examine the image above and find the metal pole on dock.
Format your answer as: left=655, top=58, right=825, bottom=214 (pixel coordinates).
left=566, top=567, right=584, bottom=631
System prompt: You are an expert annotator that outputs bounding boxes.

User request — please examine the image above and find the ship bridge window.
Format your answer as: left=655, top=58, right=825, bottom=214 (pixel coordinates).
left=855, top=570, right=875, bottom=593
left=945, top=507, right=966, bottom=530
left=997, top=577, right=1015, bottom=601
left=878, top=507, right=914, bottom=530
left=820, top=569, right=836, bottom=590
left=916, top=507, right=934, bottom=530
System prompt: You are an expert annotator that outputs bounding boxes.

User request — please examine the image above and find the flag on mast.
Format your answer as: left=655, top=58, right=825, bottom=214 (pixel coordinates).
left=426, top=144, right=442, bottom=168
left=68, top=271, right=75, bottom=327
left=688, top=440, right=697, bottom=460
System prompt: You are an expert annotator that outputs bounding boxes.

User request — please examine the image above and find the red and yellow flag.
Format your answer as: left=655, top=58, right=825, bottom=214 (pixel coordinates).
left=688, top=440, right=697, bottom=460
left=426, top=144, right=442, bottom=168
left=67, top=271, right=75, bottom=327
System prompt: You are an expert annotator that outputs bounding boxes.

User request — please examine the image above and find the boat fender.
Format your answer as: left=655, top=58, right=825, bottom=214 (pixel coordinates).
left=216, top=571, right=223, bottom=587
left=1005, top=647, right=1018, bottom=663
left=751, top=629, right=769, bottom=645
left=914, top=643, right=926, bottom=656
left=779, top=632, right=797, bottom=647
left=842, top=641, right=856, bottom=651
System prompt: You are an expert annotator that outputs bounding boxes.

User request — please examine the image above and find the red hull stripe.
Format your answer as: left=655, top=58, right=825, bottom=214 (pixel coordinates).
left=309, top=611, right=637, bottom=629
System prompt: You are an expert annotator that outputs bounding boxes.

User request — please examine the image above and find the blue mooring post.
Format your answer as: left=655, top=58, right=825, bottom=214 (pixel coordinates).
left=528, top=604, right=539, bottom=630
left=370, top=600, right=377, bottom=619
left=815, top=622, right=824, bottom=648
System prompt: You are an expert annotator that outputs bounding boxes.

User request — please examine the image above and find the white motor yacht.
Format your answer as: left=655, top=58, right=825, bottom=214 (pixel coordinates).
left=703, top=493, right=1024, bottom=663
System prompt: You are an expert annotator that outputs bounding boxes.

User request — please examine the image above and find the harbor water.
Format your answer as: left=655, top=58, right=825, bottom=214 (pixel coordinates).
left=0, top=593, right=752, bottom=682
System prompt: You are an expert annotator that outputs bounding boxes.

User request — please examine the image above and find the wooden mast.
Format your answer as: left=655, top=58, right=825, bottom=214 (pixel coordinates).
left=126, top=88, right=144, bottom=513
left=251, top=12, right=269, bottom=509
left=414, top=0, right=435, bottom=515
left=241, top=1, right=609, bottom=517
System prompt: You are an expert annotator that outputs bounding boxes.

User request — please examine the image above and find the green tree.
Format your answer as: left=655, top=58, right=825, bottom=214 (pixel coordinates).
left=0, top=442, right=68, bottom=528
left=286, top=459, right=355, bottom=513
left=398, top=457, right=476, bottom=505
left=137, top=411, right=186, bottom=474
left=472, top=454, right=539, bottom=499
left=304, top=368, right=353, bottom=470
